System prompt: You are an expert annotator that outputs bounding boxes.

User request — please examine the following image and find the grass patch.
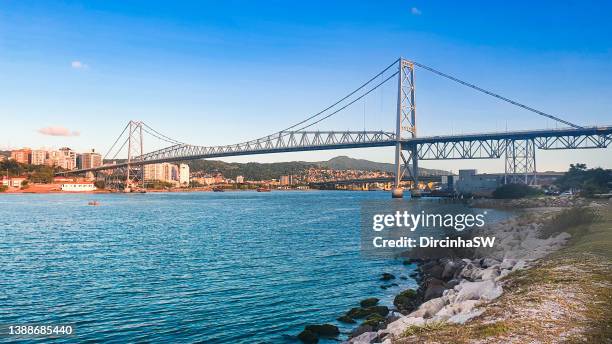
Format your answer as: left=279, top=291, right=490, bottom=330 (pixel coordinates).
left=539, top=206, right=601, bottom=239
left=472, top=321, right=511, bottom=338
left=402, top=321, right=448, bottom=337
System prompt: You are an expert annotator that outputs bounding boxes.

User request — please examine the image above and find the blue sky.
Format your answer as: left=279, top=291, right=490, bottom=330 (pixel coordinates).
left=1, top=0, right=611, bottom=172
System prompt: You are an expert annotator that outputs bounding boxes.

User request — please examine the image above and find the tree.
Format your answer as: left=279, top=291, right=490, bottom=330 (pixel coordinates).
left=492, top=183, right=542, bottom=199
left=555, top=163, right=611, bottom=196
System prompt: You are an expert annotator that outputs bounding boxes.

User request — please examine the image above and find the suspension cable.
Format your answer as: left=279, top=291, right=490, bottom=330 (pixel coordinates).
left=103, top=122, right=130, bottom=160
left=279, top=58, right=399, bottom=132
left=409, top=60, right=583, bottom=129
left=292, top=71, right=398, bottom=131
left=142, top=123, right=183, bottom=144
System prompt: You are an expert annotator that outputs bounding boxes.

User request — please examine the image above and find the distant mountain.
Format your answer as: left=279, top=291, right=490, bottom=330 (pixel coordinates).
left=317, top=156, right=448, bottom=176
left=187, top=155, right=448, bottom=180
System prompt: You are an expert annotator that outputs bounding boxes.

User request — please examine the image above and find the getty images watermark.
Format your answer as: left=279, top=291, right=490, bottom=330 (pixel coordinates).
left=370, top=210, right=495, bottom=249
left=359, top=201, right=499, bottom=258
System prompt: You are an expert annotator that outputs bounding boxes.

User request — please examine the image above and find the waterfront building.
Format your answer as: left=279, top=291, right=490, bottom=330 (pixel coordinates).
left=236, top=175, right=244, bottom=183
left=45, top=150, right=65, bottom=168
left=59, top=147, right=77, bottom=170
left=60, top=182, right=97, bottom=192
left=179, top=164, right=189, bottom=186
left=456, top=169, right=503, bottom=196
left=280, top=175, right=293, bottom=186
left=10, top=148, right=31, bottom=164
left=1, top=176, right=27, bottom=188
left=80, top=149, right=102, bottom=169
left=30, top=150, right=47, bottom=165
left=144, top=163, right=180, bottom=186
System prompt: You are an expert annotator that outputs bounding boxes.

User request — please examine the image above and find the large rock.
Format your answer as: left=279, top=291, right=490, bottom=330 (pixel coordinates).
left=360, top=298, right=380, bottom=308
left=393, top=289, right=419, bottom=313
left=423, top=278, right=446, bottom=301
left=297, top=329, right=318, bottom=343
left=348, top=331, right=378, bottom=344
left=382, top=316, right=426, bottom=338
left=432, top=300, right=480, bottom=321
left=380, top=273, right=396, bottom=281
left=337, top=315, right=356, bottom=324
left=408, top=297, right=446, bottom=319
left=454, top=280, right=502, bottom=302
left=347, top=306, right=389, bottom=319
left=304, top=324, right=339, bottom=337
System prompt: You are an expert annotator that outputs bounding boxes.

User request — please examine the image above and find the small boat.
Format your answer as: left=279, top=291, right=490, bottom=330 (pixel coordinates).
left=88, top=201, right=100, bottom=206
left=256, top=187, right=271, bottom=192
left=213, top=187, right=224, bottom=192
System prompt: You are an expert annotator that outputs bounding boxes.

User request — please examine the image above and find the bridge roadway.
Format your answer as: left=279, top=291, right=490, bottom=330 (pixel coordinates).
left=59, top=125, right=612, bottom=175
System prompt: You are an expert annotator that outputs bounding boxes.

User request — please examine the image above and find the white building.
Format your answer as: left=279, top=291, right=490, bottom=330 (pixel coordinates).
left=30, top=150, right=47, bottom=165
left=61, top=182, right=97, bottom=192
left=59, top=147, right=77, bottom=170
left=144, top=163, right=180, bottom=186
left=179, top=164, right=189, bottom=186
left=236, top=175, right=244, bottom=183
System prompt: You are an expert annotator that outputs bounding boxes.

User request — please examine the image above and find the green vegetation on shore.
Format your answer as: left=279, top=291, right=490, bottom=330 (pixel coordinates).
left=555, top=163, right=611, bottom=196
left=397, top=204, right=612, bottom=343
left=0, top=160, right=61, bottom=183
left=492, top=183, right=542, bottom=199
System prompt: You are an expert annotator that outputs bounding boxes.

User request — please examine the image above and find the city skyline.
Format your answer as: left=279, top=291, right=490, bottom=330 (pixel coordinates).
left=1, top=1, right=611, bottom=172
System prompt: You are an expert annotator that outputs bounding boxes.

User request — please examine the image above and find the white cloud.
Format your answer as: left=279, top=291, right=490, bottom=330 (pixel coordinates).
left=38, top=126, right=80, bottom=137
left=411, top=7, right=422, bottom=15
left=71, top=60, right=89, bottom=69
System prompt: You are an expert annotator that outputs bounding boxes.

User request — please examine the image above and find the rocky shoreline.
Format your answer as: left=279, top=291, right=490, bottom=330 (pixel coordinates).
left=296, top=197, right=600, bottom=344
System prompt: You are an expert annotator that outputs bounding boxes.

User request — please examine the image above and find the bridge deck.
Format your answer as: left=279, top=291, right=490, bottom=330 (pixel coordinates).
left=58, top=125, right=611, bottom=175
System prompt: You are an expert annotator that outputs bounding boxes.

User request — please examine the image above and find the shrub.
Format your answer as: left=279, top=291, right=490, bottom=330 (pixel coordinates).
left=492, top=183, right=542, bottom=199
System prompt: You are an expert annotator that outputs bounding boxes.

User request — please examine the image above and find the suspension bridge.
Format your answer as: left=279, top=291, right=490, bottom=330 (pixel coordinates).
left=58, top=58, right=612, bottom=197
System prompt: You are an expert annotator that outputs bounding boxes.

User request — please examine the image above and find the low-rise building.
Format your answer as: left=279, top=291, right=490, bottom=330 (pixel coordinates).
left=60, top=182, right=97, bottom=192
left=1, top=176, right=27, bottom=188
left=456, top=169, right=503, bottom=196
left=10, top=148, right=31, bottom=164
left=236, top=175, right=245, bottom=183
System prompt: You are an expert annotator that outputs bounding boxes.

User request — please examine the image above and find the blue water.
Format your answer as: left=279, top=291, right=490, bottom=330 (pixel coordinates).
left=0, top=191, right=498, bottom=343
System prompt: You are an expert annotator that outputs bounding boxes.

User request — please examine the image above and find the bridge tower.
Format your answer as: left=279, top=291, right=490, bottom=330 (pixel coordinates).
left=392, top=58, right=418, bottom=198
left=125, top=120, right=145, bottom=191
left=103, top=120, right=145, bottom=191
left=504, top=139, right=537, bottom=185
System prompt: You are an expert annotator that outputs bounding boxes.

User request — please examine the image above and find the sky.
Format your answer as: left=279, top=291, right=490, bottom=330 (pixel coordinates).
left=1, top=0, right=611, bottom=173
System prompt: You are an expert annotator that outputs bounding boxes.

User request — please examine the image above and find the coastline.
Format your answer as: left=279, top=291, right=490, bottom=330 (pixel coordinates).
left=338, top=197, right=609, bottom=344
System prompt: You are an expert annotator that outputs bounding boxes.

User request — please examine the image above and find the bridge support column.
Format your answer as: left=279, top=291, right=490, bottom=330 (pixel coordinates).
left=392, top=58, right=417, bottom=198
left=504, top=139, right=537, bottom=185
left=125, top=121, right=145, bottom=192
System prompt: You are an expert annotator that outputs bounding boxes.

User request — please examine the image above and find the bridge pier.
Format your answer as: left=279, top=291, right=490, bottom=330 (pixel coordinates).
left=392, top=58, right=417, bottom=198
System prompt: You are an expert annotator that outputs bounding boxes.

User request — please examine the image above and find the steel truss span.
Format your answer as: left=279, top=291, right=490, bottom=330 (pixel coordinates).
left=61, top=126, right=612, bottom=175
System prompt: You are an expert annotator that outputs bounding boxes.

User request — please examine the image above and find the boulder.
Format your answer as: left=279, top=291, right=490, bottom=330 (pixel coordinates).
left=304, top=324, right=339, bottom=338
left=347, top=306, right=389, bottom=319
left=360, top=298, right=379, bottom=308
left=393, top=289, right=419, bottom=313
left=349, top=324, right=374, bottom=339
left=380, top=273, right=396, bottom=281
left=408, top=297, right=446, bottom=319
left=337, top=315, right=356, bottom=324
left=349, top=331, right=378, bottom=344
left=423, top=278, right=446, bottom=301
left=455, top=280, right=502, bottom=302
left=362, top=313, right=386, bottom=329
left=297, top=329, right=318, bottom=343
